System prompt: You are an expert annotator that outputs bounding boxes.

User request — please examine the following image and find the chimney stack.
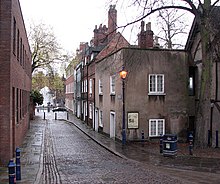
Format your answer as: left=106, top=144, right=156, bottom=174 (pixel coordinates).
left=138, top=21, right=154, bottom=48
left=93, top=24, right=108, bottom=47
left=108, top=5, right=117, bottom=41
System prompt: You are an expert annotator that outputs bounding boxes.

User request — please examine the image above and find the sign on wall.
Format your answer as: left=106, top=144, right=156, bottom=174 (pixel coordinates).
left=127, top=112, right=139, bottom=129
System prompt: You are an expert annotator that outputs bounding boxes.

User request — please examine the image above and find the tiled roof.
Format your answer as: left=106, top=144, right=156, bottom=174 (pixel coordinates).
left=95, top=32, right=130, bottom=61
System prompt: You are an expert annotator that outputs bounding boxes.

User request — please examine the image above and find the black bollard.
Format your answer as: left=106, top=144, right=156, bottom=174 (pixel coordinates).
left=159, top=134, right=163, bottom=153
left=8, top=159, right=16, bottom=184
left=208, top=130, right=211, bottom=147
left=141, top=130, right=144, bottom=147
left=216, top=130, right=219, bottom=148
left=55, top=113, right=57, bottom=120
left=188, top=133, right=193, bottom=155
left=15, top=148, right=21, bottom=180
left=67, top=112, right=69, bottom=120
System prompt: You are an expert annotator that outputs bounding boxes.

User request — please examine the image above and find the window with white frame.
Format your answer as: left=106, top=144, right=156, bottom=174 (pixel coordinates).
left=85, top=80, right=87, bottom=92
left=99, top=110, right=103, bottom=127
left=84, top=57, right=87, bottom=66
left=89, top=104, right=92, bottom=119
left=149, top=74, right=164, bottom=94
left=149, top=119, right=165, bottom=137
left=89, top=79, right=92, bottom=94
left=82, top=82, right=84, bottom=93
left=85, top=102, right=87, bottom=116
left=110, top=75, right=115, bottom=95
left=83, top=80, right=87, bottom=93
left=91, top=53, right=94, bottom=61
left=99, top=79, right=103, bottom=95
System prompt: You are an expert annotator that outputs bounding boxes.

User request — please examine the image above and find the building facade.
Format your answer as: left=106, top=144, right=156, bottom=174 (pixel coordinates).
left=0, top=0, right=32, bottom=165
left=185, top=9, right=220, bottom=146
left=65, top=62, right=75, bottom=112
left=95, top=21, right=193, bottom=142
left=95, top=47, right=191, bottom=142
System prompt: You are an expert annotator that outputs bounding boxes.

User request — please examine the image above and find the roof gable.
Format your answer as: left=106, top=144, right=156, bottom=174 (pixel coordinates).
left=185, top=6, right=220, bottom=51
left=95, top=32, right=130, bottom=61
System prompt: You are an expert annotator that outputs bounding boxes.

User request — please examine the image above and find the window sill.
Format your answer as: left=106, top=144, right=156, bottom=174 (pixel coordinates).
left=110, top=93, right=115, bottom=96
left=148, top=93, right=166, bottom=96
left=149, top=135, right=161, bottom=138
left=99, top=93, right=103, bottom=96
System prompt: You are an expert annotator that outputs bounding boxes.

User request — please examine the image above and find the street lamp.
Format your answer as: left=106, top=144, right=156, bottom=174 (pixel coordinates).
left=119, top=67, right=128, bottom=145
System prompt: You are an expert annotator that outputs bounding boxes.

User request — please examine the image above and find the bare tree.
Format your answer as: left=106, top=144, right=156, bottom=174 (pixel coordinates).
left=110, top=0, right=220, bottom=146
left=28, top=23, right=62, bottom=73
left=155, top=0, right=189, bottom=49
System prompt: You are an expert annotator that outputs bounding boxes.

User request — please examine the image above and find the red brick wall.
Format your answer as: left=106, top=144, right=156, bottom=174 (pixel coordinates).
left=0, top=0, right=32, bottom=165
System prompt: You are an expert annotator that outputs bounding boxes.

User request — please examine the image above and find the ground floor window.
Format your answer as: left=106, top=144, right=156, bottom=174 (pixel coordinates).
left=89, top=103, right=92, bottom=119
left=149, top=119, right=165, bottom=137
left=99, top=110, right=103, bottom=127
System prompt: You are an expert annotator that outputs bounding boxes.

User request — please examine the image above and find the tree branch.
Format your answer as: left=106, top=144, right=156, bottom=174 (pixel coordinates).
left=117, top=5, right=195, bottom=30
left=212, top=0, right=220, bottom=7
left=181, top=0, right=199, bottom=15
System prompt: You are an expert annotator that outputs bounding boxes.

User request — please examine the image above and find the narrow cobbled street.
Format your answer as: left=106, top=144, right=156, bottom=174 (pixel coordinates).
left=1, top=111, right=219, bottom=184
left=38, top=116, right=188, bottom=184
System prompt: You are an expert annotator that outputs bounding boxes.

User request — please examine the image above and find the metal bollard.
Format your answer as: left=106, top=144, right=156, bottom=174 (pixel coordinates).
left=55, top=113, right=57, bottom=120
left=216, top=130, right=219, bottom=148
left=15, top=148, right=21, bottom=180
left=67, top=112, right=69, bottom=120
left=141, top=130, right=144, bottom=147
left=208, top=130, right=211, bottom=147
left=8, top=159, right=16, bottom=184
left=159, top=134, right=163, bottom=153
left=189, top=133, right=193, bottom=155
left=43, top=112, right=45, bottom=120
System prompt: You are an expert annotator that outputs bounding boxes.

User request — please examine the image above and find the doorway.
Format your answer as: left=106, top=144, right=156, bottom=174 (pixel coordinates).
left=110, top=111, right=115, bottom=139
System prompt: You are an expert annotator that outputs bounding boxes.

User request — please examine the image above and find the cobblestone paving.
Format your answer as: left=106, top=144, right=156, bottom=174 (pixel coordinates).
left=45, top=119, right=190, bottom=184
left=41, top=120, right=62, bottom=184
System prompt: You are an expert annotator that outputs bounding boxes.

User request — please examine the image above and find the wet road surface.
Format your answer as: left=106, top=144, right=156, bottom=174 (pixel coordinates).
left=40, top=119, right=189, bottom=184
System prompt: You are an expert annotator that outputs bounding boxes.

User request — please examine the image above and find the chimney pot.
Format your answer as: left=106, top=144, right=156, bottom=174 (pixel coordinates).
left=141, top=21, right=145, bottom=31
left=146, top=22, right=151, bottom=31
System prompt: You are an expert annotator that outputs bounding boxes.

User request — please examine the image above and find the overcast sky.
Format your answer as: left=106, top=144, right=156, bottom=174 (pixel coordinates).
left=19, top=0, right=199, bottom=54
left=19, top=0, right=141, bottom=54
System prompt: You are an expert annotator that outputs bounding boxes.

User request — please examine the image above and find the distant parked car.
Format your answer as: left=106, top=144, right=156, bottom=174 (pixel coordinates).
left=52, top=107, right=67, bottom=112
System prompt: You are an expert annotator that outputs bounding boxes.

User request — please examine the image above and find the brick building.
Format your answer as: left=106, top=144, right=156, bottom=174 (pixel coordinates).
left=95, top=22, right=191, bottom=142
left=65, top=62, right=75, bottom=112
left=0, top=0, right=32, bottom=165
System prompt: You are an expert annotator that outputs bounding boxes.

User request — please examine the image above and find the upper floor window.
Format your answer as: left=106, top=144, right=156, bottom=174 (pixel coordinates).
left=149, top=119, right=165, bottom=137
left=91, top=53, right=94, bottom=61
left=149, top=74, right=164, bottom=95
left=13, top=18, right=16, bottom=54
left=99, top=79, right=103, bottom=95
left=110, top=75, right=116, bottom=95
left=83, top=80, right=87, bottom=93
left=89, top=79, right=92, bottom=94
left=85, top=80, right=87, bottom=93
left=17, top=29, right=20, bottom=61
